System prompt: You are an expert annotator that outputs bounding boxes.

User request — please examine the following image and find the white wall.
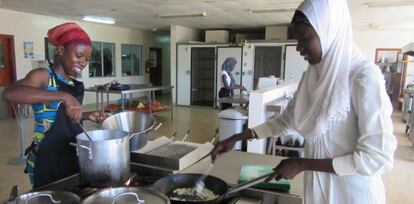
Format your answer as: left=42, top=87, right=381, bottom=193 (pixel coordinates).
left=170, top=25, right=200, bottom=102
left=264, top=25, right=414, bottom=62
left=265, top=26, right=288, bottom=40
left=0, top=8, right=161, bottom=105
left=354, top=30, right=414, bottom=62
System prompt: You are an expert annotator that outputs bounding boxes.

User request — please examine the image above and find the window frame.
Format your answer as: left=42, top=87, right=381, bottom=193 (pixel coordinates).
left=121, top=43, right=143, bottom=76
left=89, top=41, right=116, bottom=78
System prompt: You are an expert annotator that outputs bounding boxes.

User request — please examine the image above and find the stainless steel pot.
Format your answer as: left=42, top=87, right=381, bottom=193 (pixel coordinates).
left=70, top=129, right=130, bottom=188
left=81, top=187, right=170, bottom=204
left=12, top=191, right=80, bottom=204
left=101, top=111, right=161, bottom=151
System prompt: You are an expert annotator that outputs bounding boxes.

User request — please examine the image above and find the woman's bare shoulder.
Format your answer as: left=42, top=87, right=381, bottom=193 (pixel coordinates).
left=19, top=68, right=50, bottom=87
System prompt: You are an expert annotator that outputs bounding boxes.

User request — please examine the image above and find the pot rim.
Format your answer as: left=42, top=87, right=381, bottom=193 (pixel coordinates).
left=101, top=111, right=157, bottom=134
left=76, top=129, right=130, bottom=142
left=81, top=187, right=170, bottom=204
left=16, top=190, right=80, bottom=203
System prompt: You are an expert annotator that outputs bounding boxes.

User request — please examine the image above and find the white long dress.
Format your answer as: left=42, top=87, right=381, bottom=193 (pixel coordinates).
left=253, top=65, right=397, bottom=204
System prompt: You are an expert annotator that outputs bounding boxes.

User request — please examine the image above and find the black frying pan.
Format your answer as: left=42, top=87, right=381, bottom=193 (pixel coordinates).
left=151, top=173, right=232, bottom=204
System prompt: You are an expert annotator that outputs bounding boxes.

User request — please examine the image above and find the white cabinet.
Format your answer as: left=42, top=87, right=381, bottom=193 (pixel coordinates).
left=176, top=44, right=230, bottom=107
left=177, top=45, right=192, bottom=106
left=241, top=41, right=307, bottom=90
left=284, top=44, right=308, bottom=83
left=241, top=44, right=255, bottom=91
left=176, top=42, right=307, bottom=107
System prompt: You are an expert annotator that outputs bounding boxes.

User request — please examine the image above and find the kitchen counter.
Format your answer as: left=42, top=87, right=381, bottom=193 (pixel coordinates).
left=182, top=150, right=303, bottom=204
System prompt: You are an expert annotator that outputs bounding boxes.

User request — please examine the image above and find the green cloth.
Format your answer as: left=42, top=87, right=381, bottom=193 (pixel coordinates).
left=238, top=164, right=290, bottom=192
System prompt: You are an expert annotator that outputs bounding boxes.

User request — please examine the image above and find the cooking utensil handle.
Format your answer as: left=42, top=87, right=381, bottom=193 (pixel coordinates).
left=69, top=143, right=93, bottom=159
left=210, top=128, right=219, bottom=143
left=111, top=192, right=144, bottom=204
left=226, top=172, right=274, bottom=195
left=24, top=193, right=61, bottom=204
left=152, top=123, right=162, bottom=131
left=171, top=131, right=178, bottom=141
left=181, top=128, right=191, bottom=141
left=5, top=185, right=18, bottom=203
left=128, top=122, right=162, bottom=140
left=77, top=122, right=92, bottom=141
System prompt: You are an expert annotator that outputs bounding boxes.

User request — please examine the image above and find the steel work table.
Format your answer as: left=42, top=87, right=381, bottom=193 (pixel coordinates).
left=85, top=84, right=174, bottom=120
left=217, top=95, right=249, bottom=105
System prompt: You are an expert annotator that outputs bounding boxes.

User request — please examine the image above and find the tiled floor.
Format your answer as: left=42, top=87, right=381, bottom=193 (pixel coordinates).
left=0, top=102, right=413, bottom=203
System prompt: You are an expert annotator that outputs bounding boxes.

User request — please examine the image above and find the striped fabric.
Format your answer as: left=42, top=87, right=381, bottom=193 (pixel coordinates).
left=25, top=68, right=72, bottom=184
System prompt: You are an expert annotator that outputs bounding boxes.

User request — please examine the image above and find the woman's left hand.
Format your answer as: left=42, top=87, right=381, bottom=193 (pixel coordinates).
left=265, top=158, right=305, bottom=182
left=85, top=111, right=107, bottom=123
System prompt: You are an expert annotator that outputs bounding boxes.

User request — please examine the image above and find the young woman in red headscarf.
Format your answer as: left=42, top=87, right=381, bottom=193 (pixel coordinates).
left=2, top=23, right=106, bottom=188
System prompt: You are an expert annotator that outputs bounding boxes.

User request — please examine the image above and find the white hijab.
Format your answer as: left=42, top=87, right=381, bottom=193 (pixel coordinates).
left=293, top=0, right=368, bottom=139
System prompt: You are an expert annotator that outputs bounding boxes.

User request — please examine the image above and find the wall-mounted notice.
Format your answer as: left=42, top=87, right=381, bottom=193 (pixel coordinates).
left=24, top=41, right=34, bottom=59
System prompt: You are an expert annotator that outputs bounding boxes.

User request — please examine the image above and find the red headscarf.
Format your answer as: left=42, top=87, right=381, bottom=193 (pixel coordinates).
left=47, top=22, right=92, bottom=47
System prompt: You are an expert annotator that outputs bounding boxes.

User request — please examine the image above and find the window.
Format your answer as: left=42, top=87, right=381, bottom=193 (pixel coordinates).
left=121, top=44, right=142, bottom=76
left=89, top=41, right=115, bottom=77
left=44, top=37, right=56, bottom=64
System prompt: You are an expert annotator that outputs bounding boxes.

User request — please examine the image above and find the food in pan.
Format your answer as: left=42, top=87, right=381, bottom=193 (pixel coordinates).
left=169, top=187, right=219, bottom=201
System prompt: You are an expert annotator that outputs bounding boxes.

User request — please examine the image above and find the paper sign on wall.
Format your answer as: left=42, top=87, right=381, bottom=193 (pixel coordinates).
left=24, top=41, right=34, bottom=59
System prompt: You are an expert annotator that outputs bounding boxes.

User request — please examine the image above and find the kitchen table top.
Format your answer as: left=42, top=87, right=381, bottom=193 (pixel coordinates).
left=217, top=95, right=249, bottom=104
left=181, top=150, right=304, bottom=199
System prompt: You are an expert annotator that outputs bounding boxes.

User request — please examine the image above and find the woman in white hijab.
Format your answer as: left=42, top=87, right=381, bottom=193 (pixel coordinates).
left=211, top=0, right=397, bottom=203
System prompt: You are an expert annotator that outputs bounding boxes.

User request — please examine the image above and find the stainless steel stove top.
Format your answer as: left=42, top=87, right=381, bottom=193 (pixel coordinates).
left=33, top=174, right=301, bottom=204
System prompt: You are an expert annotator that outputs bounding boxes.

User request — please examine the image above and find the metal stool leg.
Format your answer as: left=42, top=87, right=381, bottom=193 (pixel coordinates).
left=9, top=104, right=27, bottom=166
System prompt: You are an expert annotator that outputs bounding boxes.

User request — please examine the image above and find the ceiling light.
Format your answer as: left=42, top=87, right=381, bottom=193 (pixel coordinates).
left=158, top=12, right=206, bottom=19
left=249, top=8, right=296, bottom=14
left=365, top=1, right=414, bottom=8
left=82, top=16, right=115, bottom=24
left=368, top=23, right=380, bottom=30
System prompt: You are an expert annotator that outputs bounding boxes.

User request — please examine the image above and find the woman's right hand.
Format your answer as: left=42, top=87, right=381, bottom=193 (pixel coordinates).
left=211, top=136, right=238, bottom=161
left=237, top=85, right=247, bottom=91
left=61, top=92, right=82, bottom=122
left=211, top=129, right=253, bottom=161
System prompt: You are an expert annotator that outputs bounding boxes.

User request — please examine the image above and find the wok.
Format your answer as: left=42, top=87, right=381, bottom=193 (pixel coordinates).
left=152, top=174, right=229, bottom=204
left=152, top=173, right=273, bottom=204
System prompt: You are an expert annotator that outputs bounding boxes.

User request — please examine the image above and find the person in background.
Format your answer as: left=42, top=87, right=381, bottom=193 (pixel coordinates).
left=382, top=65, right=393, bottom=100
left=218, top=57, right=246, bottom=110
left=211, top=0, right=397, bottom=203
left=2, top=23, right=106, bottom=188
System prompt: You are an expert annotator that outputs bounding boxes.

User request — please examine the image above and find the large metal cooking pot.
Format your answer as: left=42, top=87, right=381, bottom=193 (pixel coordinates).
left=70, top=129, right=130, bottom=188
left=82, top=187, right=170, bottom=204
left=10, top=191, right=79, bottom=204
left=102, top=111, right=160, bottom=151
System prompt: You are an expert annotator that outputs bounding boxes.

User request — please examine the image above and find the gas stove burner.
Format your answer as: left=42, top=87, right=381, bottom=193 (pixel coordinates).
left=131, top=174, right=163, bottom=187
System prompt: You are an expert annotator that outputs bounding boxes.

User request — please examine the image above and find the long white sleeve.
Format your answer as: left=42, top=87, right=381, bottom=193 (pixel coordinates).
left=332, top=66, right=397, bottom=176
left=252, top=94, right=296, bottom=139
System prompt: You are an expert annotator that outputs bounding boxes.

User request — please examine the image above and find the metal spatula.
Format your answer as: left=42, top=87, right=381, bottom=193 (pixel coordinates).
left=225, top=172, right=274, bottom=196
left=77, top=122, right=92, bottom=141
